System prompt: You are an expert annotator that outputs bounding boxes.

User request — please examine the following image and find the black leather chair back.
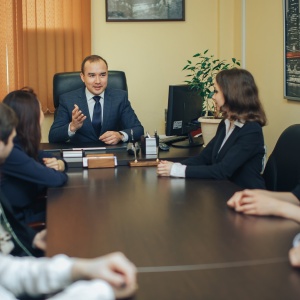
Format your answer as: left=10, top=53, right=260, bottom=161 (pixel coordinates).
left=263, top=124, right=300, bottom=191
left=53, top=70, right=127, bottom=109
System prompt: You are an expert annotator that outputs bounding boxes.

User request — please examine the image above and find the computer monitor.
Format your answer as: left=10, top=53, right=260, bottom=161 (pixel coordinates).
left=165, top=84, right=203, bottom=148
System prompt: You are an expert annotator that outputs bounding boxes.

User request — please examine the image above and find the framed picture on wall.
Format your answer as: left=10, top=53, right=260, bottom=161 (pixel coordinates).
left=105, top=0, right=185, bottom=22
left=284, top=0, right=300, bottom=100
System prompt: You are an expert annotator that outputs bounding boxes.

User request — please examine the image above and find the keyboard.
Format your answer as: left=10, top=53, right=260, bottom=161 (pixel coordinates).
left=159, top=135, right=187, bottom=145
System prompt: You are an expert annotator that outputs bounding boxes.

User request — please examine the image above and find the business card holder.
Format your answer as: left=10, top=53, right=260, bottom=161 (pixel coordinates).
left=129, top=159, right=159, bottom=167
left=86, top=153, right=116, bottom=169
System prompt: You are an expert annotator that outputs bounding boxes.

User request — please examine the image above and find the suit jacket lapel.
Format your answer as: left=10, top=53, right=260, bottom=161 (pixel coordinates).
left=211, top=122, right=226, bottom=162
left=77, top=88, right=90, bottom=117
left=216, top=126, right=243, bottom=161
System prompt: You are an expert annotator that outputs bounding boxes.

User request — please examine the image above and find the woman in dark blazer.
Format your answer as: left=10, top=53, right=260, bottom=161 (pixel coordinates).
left=157, top=68, right=267, bottom=189
left=1, top=88, right=68, bottom=224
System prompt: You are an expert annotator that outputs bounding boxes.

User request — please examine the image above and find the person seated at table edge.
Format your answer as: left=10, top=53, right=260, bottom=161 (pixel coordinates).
left=48, top=54, right=144, bottom=145
left=157, top=68, right=267, bottom=189
left=0, top=102, right=46, bottom=257
left=0, top=102, right=137, bottom=299
left=227, top=184, right=300, bottom=267
left=1, top=88, right=68, bottom=225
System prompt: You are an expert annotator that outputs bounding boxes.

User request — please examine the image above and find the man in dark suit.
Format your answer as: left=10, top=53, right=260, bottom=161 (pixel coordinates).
left=49, top=55, right=144, bottom=144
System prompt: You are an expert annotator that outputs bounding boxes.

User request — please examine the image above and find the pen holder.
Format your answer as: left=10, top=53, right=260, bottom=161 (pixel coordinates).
left=141, top=135, right=157, bottom=155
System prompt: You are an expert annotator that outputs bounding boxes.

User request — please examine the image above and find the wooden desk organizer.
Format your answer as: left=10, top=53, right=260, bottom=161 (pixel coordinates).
left=129, top=160, right=159, bottom=167
left=86, top=153, right=116, bottom=169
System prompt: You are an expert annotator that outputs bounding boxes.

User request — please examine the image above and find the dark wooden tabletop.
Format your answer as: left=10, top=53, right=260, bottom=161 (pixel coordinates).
left=46, top=166, right=300, bottom=300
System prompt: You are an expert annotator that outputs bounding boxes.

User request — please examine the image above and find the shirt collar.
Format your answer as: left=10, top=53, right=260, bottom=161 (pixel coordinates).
left=85, top=88, right=105, bottom=101
left=234, top=120, right=245, bottom=128
left=225, top=118, right=245, bottom=129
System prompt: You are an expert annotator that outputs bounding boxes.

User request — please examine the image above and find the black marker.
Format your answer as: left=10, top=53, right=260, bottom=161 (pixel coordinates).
left=154, top=130, right=159, bottom=162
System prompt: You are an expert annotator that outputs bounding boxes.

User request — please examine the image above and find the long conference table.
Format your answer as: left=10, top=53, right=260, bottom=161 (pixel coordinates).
left=44, top=142, right=300, bottom=299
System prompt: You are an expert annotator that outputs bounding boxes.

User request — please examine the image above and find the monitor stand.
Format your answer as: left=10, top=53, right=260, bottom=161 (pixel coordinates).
left=171, top=133, right=203, bottom=148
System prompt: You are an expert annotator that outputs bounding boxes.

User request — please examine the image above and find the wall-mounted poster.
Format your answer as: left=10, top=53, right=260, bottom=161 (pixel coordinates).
left=284, top=0, right=300, bottom=100
left=106, top=0, right=185, bottom=22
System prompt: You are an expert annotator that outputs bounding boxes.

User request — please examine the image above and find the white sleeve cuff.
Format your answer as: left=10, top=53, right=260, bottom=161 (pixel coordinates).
left=68, top=123, right=76, bottom=137
left=170, top=163, right=186, bottom=177
left=119, top=131, right=128, bottom=142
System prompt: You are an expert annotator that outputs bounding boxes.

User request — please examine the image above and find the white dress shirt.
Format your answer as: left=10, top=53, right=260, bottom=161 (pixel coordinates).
left=68, top=89, right=105, bottom=137
left=68, top=88, right=128, bottom=141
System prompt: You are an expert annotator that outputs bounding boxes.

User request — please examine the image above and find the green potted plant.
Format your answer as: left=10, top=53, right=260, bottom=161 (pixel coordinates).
left=182, top=49, right=240, bottom=145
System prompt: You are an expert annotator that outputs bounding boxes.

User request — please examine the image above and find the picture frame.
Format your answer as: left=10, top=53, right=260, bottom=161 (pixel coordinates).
left=284, top=0, right=300, bottom=101
left=105, top=0, right=185, bottom=22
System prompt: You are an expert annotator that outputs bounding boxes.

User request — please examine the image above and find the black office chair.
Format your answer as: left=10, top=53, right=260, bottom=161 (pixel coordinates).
left=263, top=124, right=300, bottom=191
left=53, top=70, right=128, bottom=109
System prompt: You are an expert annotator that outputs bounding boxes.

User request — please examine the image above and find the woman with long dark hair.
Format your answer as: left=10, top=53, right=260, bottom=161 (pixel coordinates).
left=1, top=88, right=68, bottom=224
left=157, top=68, right=267, bottom=189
